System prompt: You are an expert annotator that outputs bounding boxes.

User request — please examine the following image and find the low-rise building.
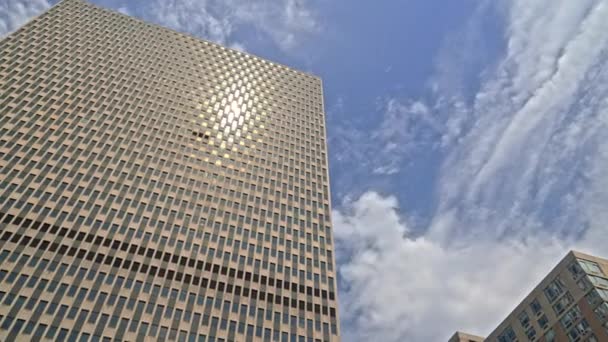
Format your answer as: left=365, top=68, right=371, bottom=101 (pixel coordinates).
left=451, top=250, right=608, bottom=342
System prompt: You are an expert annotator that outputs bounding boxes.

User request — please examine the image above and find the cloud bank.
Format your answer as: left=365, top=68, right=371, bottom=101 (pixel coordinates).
left=335, top=193, right=570, bottom=341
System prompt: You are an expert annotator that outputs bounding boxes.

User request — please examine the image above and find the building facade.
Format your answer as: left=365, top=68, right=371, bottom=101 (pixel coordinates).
left=0, top=0, right=340, bottom=341
left=452, top=251, right=608, bottom=342
left=448, top=331, right=484, bottom=342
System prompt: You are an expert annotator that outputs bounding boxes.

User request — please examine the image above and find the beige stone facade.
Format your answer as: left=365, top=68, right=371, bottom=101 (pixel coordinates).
left=448, top=331, right=484, bottom=342
left=486, top=251, right=608, bottom=342
left=452, top=251, right=608, bottom=342
left=0, top=0, right=340, bottom=341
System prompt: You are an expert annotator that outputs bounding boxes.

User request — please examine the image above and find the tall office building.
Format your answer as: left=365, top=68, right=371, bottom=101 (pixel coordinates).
left=0, top=0, right=340, bottom=341
left=450, top=251, right=608, bottom=342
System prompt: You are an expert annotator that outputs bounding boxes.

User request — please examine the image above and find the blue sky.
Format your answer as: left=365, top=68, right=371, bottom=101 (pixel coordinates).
left=3, top=0, right=608, bottom=340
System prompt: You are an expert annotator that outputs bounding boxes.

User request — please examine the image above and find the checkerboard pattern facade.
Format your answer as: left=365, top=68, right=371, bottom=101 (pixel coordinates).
left=0, top=0, right=340, bottom=340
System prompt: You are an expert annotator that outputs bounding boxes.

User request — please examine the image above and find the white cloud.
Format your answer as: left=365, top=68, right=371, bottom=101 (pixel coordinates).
left=371, top=99, right=443, bottom=174
left=462, top=0, right=608, bottom=206
left=578, top=99, right=608, bottom=254
left=233, top=0, right=319, bottom=52
left=419, top=0, right=608, bottom=242
left=0, top=0, right=50, bottom=37
left=117, top=6, right=130, bottom=16
left=143, top=0, right=234, bottom=46
left=336, top=0, right=608, bottom=340
left=0, top=0, right=320, bottom=54
left=142, top=0, right=320, bottom=53
left=330, top=97, right=444, bottom=178
left=335, top=192, right=574, bottom=342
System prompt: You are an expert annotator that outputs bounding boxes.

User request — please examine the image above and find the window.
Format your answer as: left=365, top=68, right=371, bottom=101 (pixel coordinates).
left=497, top=326, right=517, bottom=342
left=545, top=329, right=556, bottom=342
left=518, top=311, right=531, bottom=328
left=525, top=326, right=537, bottom=341
left=530, top=299, right=543, bottom=316
left=544, top=278, right=566, bottom=302
left=560, top=305, right=582, bottom=330
left=578, top=259, right=604, bottom=276
left=552, top=292, right=574, bottom=315
left=538, top=315, right=549, bottom=330
left=589, top=275, right=608, bottom=288
left=593, top=302, right=608, bottom=321
left=577, top=277, right=592, bottom=292
left=587, top=334, right=598, bottom=342
left=586, top=290, right=603, bottom=307
left=567, top=319, right=590, bottom=341
left=597, top=288, right=608, bottom=301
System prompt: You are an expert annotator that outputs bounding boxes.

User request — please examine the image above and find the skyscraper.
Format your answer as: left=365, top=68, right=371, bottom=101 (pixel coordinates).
left=0, top=0, right=340, bottom=341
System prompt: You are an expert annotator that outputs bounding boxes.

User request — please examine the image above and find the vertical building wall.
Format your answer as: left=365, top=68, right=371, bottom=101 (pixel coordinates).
left=0, top=0, right=340, bottom=340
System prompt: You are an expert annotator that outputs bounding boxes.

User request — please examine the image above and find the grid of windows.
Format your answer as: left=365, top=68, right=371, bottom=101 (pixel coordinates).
left=486, top=253, right=608, bottom=342
left=0, top=0, right=339, bottom=340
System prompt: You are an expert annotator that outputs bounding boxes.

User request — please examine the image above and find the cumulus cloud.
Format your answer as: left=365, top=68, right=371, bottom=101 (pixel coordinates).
left=335, top=0, right=608, bottom=340
left=334, top=192, right=571, bottom=341
left=139, top=0, right=320, bottom=53
left=0, top=0, right=50, bottom=37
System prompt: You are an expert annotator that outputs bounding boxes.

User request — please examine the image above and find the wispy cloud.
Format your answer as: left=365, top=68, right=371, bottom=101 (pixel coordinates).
left=141, top=0, right=234, bottom=47
left=335, top=0, right=608, bottom=340
left=329, top=97, right=444, bottom=182
left=432, top=0, right=608, bottom=240
left=0, top=0, right=50, bottom=37
left=137, top=0, right=320, bottom=53
left=233, top=0, right=319, bottom=52
left=371, top=99, right=443, bottom=175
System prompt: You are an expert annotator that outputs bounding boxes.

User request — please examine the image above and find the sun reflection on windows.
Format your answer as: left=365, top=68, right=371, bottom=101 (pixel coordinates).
left=191, top=69, right=274, bottom=166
